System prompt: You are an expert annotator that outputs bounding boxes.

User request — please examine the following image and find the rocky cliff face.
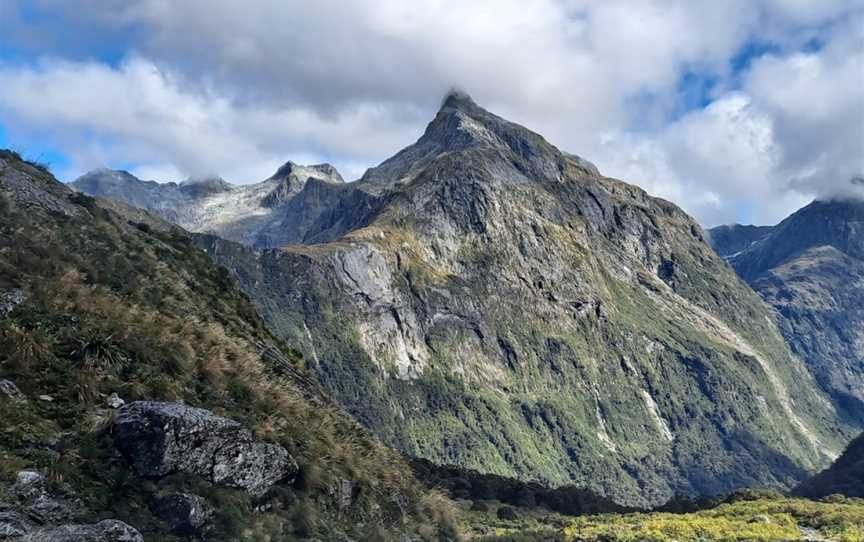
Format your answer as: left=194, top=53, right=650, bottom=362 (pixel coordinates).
left=183, top=94, right=853, bottom=506
left=708, top=200, right=864, bottom=423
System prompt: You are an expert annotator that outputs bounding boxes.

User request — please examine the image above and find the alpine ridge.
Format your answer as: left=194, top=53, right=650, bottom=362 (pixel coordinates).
left=71, top=159, right=347, bottom=247
left=708, top=199, right=864, bottom=423
left=75, top=92, right=853, bottom=506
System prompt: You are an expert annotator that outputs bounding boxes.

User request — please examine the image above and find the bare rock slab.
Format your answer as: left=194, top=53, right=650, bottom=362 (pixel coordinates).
left=113, top=401, right=296, bottom=496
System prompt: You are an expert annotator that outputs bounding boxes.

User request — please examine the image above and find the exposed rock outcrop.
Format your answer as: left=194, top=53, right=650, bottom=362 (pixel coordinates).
left=0, top=289, right=26, bottom=319
left=0, top=379, right=26, bottom=403
left=22, top=520, right=143, bottom=542
left=113, top=401, right=297, bottom=496
left=0, top=470, right=140, bottom=541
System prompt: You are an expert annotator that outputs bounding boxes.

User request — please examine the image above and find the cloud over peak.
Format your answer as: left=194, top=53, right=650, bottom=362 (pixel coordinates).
left=0, top=0, right=862, bottom=225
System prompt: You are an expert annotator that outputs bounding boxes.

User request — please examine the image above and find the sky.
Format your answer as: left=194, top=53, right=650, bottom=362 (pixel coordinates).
left=0, top=0, right=862, bottom=226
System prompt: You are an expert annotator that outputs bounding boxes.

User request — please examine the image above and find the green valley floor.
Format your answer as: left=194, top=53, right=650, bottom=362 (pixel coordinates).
left=458, top=495, right=864, bottom=542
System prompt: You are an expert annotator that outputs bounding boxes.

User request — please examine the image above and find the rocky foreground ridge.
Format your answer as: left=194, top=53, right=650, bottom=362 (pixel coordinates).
left=75, top=93, right=856, bottom=506
left=0, top=150, right=459, bottom=540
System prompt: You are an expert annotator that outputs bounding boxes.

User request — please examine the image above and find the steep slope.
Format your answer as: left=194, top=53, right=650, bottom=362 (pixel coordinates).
left=187, top=94, right=849, bottom=506
left=794, top=432, right=864, bottom=499
left=708, top=200, right=864, bottom=422
left=71, top=160, right=348, bottom=247
left=0, top=151, right=457, bottom=540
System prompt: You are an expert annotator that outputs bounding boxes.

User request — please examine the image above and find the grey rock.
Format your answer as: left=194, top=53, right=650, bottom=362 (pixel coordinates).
left=105, top=393, right=124, bottom=409
left=113, top=401, right=297, bottom=496
left=22, top=520, right=142, bottom=542
left=330, top=479, right=354, bottom=513
left=13, top=471, right=45, bottom=500
left=0, top=511, right=32, bottom=538
left=0, top=379, right=26, bottom=403
left=153, top=493, right=212, bottom=535
left=0, top=288, right=26, bottom=319
left=2, top=471, right=76, bottom=525
left=196, top=95, right=848, bottom=507
left=0, top=152, right=84, bottom=218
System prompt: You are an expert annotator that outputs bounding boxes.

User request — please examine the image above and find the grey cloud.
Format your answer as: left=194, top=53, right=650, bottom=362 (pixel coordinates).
left=0, top=0, right=862, bottom=225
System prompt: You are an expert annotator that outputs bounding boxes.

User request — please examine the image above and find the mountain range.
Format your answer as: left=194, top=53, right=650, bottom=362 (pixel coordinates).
left=708, top=200, right=864, bottom=423
left=71, top=92, right=859, bottom=507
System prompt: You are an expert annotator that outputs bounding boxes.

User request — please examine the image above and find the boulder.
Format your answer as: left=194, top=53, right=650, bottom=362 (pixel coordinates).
left=105, top=393, right=124, bottom=409
left=0, top=288, right=26, bottom=318
left=0, top=511, right=32, bottom=538
left=153, top=493, right=212, bottom=535
left=113, top=401, right=296, bottom=496
left=0, top=379, right=26, bottom=402
left=6, top=470, right=76, bottom=525
left=21, top=519, right=143, bottom=542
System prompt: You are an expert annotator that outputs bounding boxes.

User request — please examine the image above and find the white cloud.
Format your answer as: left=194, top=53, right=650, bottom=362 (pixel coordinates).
left=0, top=57, right=420, bottom=182
left=0, top=0, right=862, bottom=225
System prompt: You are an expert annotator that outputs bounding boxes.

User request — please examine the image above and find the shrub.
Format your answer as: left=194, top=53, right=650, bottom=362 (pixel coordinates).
left=290, top=499, right=318, bottom=537
left=497, top=506, right=518, bottom=520
left=471, top=500, right=490, bottom=512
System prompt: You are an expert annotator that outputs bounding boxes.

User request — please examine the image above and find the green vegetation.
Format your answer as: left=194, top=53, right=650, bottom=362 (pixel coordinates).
left=0, top=151, right=457, bottom=540
left=563, top=496, right=864, bottom=542
left=444, top=494, right=864, bottom=542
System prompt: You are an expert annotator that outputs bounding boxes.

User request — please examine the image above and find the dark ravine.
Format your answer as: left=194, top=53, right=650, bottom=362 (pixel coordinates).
left=708, top=199, right=864, bottom=424
left=73, top=94, right=857, bottom=506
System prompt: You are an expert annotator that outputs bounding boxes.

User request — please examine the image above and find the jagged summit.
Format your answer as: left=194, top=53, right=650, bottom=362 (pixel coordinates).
left=261, top=161, right=344, bottom=208
left=358, top=91, right=573, bottom=192
left=267, top=160, right=344, bottom=184
left=179, top=175, right=233, bottom=197
left=439, top=89, right=480, bottom=113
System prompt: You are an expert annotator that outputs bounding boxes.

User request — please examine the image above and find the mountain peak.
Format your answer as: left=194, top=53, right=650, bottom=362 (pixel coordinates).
left=358, top=91, right=564, bottom=190
left=261, top=161, right=344, bottom=208
left=268, top=161, right=343, bottom=184
left=179, top=175, right=232, bottom=196
left=439, top=89, right=479, bottom=113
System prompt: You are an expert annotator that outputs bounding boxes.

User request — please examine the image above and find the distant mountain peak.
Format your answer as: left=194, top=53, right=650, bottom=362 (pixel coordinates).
left=439, top=89, right=479, bottom=112
left=268, top=161, right=343, bottom=184
left=261, top=161, right=344, bottom=208
left=77, top=168, right=142, bottom=185
left=179, top=175, right=233, bottom=197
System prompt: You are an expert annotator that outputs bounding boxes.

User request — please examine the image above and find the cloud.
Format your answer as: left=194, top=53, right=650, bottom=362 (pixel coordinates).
left=588, top=11, right=864, bottom=225
left=0, top=57, right=420, bottom=181
left=0, top=0, right=862, bottom=225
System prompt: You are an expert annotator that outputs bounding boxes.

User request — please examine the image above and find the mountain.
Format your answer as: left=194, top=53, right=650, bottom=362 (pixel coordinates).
left=708, top=200, right=864, bottom=422
left=71, top=160, right=348, bottom=247
left=0, top=150, right=458, bottom=540
left=75, top=93, right=852, bottom=507
left=794, top=432, right=864, bottom=499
